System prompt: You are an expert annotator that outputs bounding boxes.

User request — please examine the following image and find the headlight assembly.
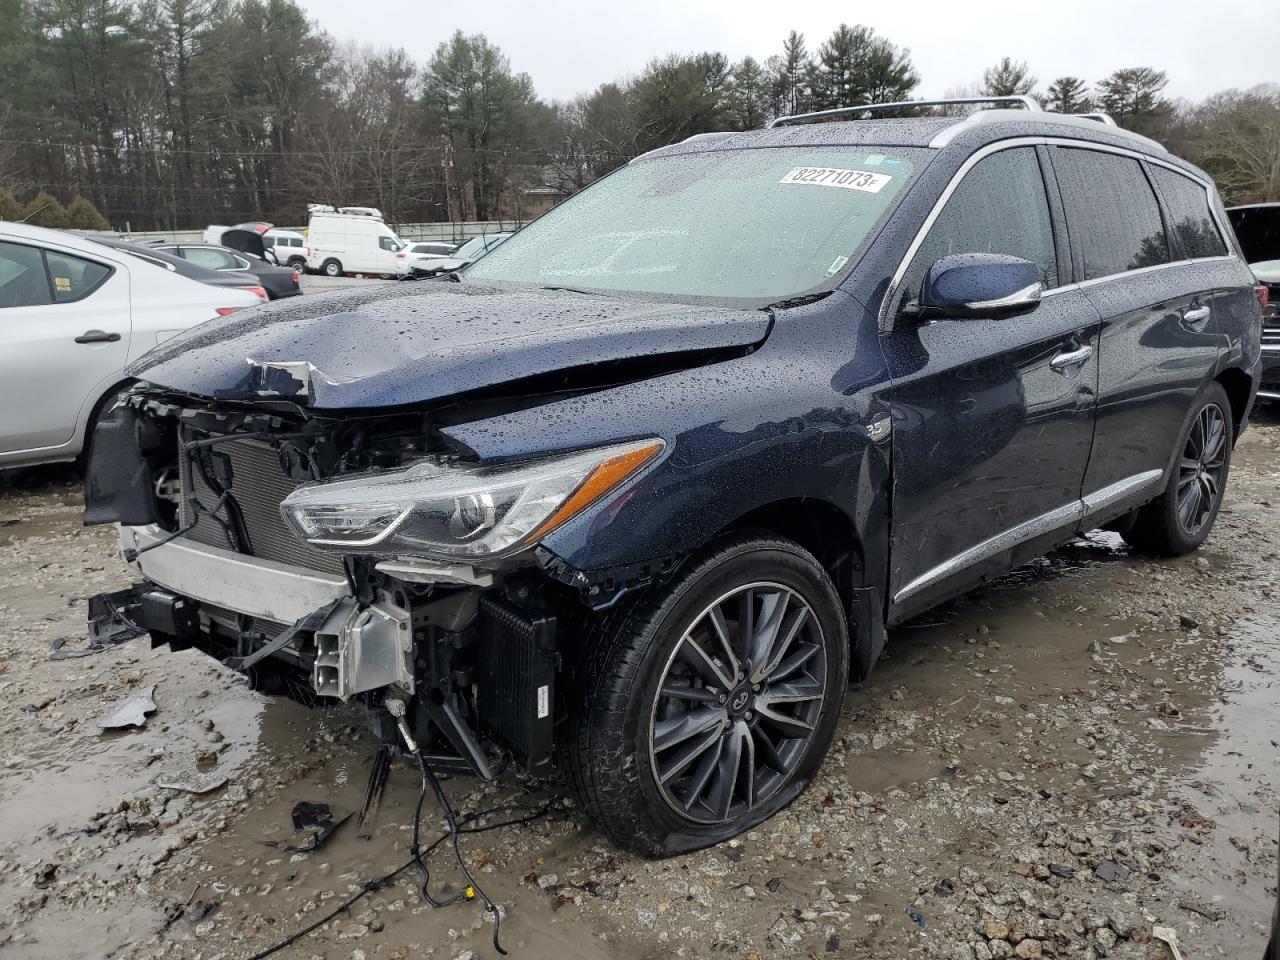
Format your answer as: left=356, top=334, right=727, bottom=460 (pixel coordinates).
left=279, top=439, right=664, bottom=560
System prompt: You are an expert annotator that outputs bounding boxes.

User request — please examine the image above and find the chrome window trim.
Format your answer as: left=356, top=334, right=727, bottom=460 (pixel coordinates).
left=892, top=470, right=1166, bottom=604
left=879, top=137, right=1241, bottom=327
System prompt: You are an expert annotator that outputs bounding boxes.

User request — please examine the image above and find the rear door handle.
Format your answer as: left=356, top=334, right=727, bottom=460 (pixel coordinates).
left=1182, top=305, right=1210, bottom=329
left=74, top=330, right=121, bottom=344
left=1049, top=344, right=1093, bottom=372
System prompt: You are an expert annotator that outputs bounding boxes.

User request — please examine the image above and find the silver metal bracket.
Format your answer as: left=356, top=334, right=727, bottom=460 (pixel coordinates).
left=312, top=599, right=414, bottom=701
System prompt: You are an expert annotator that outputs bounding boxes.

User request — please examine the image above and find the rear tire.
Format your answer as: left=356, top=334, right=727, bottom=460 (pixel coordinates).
left=1122, top=381, right=1232, bottom=556
left=287, top=256, right=306, bottom=271
left=565, top=533, right=848, bottom=858
left=321, top=259, right=342, bottom=278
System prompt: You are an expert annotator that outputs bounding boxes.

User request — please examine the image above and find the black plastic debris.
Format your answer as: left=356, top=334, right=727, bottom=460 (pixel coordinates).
left=291, top=801, right=332, bottom=831
left=1094, top=860, right=1130, bottom=882
left=265, top=800, right=351, bottom=854
left=48, top=637, right=95, bottom=661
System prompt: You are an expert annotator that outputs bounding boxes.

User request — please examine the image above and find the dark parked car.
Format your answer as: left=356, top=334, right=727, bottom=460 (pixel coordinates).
left=151, top=242, right=301, bottom=300
left=1225, top=203, right=1279, bottom=401
left=94, top=239, right=268, bottom=301
left=84, top=98, right=1262, bottom=856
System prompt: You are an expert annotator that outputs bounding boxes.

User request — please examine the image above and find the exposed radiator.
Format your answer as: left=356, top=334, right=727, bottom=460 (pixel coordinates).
left=178, top=438, right=345, bottom=576
left=474, top=597, right=557, bottom=776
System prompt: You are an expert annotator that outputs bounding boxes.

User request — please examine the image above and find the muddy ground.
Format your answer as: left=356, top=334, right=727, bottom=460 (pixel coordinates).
left=0, top=412, right=1277, bottom=960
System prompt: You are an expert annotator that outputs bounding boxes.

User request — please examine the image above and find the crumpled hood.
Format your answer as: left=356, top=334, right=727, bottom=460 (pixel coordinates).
left=129, top=280, right=772, bottom=409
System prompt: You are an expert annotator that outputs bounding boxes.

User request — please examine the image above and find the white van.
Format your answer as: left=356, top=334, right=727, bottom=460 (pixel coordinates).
left=305, top=210, right=403, bottom=278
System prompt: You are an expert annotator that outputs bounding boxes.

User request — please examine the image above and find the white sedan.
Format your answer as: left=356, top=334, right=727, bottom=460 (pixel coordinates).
left=0, top=222, right=263, bottom=469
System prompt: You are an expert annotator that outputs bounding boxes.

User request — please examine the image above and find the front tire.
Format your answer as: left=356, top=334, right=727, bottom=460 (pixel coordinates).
left=1122, top=381, right=1232, bottom=556
left=566, top=534, right=848, bottom=857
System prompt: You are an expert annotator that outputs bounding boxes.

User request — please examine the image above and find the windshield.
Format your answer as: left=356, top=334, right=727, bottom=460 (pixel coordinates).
left=454, top=235, right=506, bottom=260
left=467, top=147, right=923, bottom=299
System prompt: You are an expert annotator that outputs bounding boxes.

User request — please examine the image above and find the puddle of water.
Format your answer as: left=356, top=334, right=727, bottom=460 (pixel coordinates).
left=1164, top=611, right=1280, bottom=937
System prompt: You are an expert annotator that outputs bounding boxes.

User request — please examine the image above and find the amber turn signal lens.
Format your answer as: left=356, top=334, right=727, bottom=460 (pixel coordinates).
left=525, top=440, right=664, bottom=544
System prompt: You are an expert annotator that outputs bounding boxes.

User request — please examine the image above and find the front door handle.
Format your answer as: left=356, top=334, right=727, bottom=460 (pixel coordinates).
left=74, top=330, right=121, bottom=344
left=1049, top=343, right=1093, bottom=372
left=1182, top=305, right=1210, bottom=329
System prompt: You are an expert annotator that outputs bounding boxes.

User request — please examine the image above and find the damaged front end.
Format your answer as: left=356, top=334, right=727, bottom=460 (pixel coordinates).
left=84, top=385, right=662, bottom=779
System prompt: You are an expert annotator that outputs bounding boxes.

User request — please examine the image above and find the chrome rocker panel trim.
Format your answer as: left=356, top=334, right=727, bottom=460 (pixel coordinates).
left=893, top=470, right=1164, bottom=603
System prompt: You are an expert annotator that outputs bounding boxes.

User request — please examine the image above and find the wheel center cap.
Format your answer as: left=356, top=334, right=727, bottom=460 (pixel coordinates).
left=727, top=685, right=753, bottom=717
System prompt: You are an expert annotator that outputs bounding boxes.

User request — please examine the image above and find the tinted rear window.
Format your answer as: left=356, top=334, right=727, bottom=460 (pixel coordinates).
left=1150, top=167, right=1228, bottom=260
left=1054, top=148, right=1169, bottom=280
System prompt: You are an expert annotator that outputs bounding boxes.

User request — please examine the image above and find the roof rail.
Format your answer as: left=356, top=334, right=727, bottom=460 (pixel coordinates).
left=769, top=95, right=1041, bottom=128
left=926, top=108, right=1166, bottom=152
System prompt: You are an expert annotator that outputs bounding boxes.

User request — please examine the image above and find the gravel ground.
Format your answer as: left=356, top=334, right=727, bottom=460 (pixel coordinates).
left=0, top=409, right=1277, bottom=960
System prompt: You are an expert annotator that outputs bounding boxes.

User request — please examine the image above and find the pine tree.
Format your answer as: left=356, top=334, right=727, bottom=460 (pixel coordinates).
left=0, top=189, right=21, bottom=221
left=65, top=195, right=110, bottom=230
left=1044, top=77, right=1091, bottom=114
left=770, top=31, right=810, bottom=117
left=982, top=58, right=1037, bottom=98
left=1096, top=67, right=1171, bottom=132
left=21, top=192, right=67, bottom=228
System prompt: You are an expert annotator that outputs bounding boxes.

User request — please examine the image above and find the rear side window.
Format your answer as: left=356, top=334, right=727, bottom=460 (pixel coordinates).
left=183, top=247, right=239, bottom=270
left=901, top=146, right=1058, bottom=305
left=44, top=250, right=111, bottom=302
left=0, top=241, right=51, bottom=307
left=1053, top=148, right=1169, bottom=279
left=1150, top=167, right=1228, bottom=259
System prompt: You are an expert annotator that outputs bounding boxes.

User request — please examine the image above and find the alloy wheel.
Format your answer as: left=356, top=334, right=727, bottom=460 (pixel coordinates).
left=648, top=582, right=827, bottom=824
left=1176, top=402, right=1227, bottom=537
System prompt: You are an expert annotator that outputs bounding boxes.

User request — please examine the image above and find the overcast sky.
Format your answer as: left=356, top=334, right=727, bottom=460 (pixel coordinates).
left=301, top=0, right=1271, bottom=104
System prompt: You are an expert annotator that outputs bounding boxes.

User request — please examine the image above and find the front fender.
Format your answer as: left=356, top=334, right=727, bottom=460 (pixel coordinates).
left=439, top=293, right=893, bottom=595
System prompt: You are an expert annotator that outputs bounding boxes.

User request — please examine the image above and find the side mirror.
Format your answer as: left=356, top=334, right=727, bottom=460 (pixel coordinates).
left=905, top=253, right=1043, bottom=320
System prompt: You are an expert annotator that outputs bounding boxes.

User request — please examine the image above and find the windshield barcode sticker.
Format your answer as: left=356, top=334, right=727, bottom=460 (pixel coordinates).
left=780, top=167, right=891, bottom=193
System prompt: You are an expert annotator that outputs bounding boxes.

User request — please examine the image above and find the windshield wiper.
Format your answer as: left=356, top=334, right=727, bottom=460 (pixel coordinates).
left=761, top=291, right=834, bottom=311
left=541, top=285, right=601, bottom=296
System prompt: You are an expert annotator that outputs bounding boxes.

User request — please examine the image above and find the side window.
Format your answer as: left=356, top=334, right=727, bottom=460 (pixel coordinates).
left=1150, top=167, right=1229, bottom=260
left=1053, top=148, right=1169, bottom=279
left=378, top=236, right=398, bottom=252
left=901, top=147, right=1058, bottom=306
left=0, top=242, right=52, bottom=307
left=183, top=247, right=238, bottom=270
left=263, top=237, right=276, bottom=249
left=44, top=250, right=111, bottom=303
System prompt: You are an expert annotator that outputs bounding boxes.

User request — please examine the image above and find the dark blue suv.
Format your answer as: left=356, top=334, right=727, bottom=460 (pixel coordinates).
left=86, top=97, right=1263, bottom=856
